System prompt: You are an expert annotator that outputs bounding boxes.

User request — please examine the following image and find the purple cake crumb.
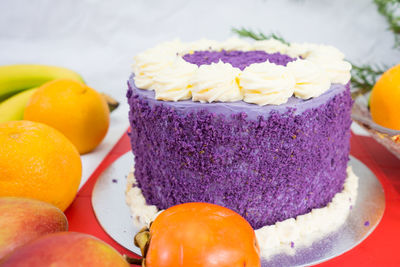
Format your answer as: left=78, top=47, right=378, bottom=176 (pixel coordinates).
left=112, top=179, right=118, bottom=183
left=350, top=205, right=353, bottom=210
left=364, top=221, right=370, bottom=226
left=290, top=241, right=295, bottom=248
left=183, top=50, right=296, bottom=70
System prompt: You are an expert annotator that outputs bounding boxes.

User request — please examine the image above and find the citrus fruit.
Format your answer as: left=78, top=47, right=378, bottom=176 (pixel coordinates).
left=24, top=79, right=110, bottom=154
left=370, top=64, right=400, bottom=130
left=140, top=202, right=260, bottom=267
left=0, top=121, right=82, bottom=211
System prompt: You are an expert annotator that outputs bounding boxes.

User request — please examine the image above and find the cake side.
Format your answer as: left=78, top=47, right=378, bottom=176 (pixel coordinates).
left=127, top=77, right=353, bottom=229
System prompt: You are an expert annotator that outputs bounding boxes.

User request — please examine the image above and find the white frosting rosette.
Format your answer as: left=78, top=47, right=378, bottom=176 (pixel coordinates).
left=133, top=40, right=184, bottom=89
left=287, top=59, right=331, bottom=99
left=251, top=39, right=289, bottom=54
left=153, top=57, right=198, bottom=101
left=191, top=61, right=242, bottom=103
left=217, top=37, right=253, bottom=51
left=286, top=42, right=320, bottom=58
left=240, top=61, right=295, bottom=105
left=133, top=38, right=352, bottom=105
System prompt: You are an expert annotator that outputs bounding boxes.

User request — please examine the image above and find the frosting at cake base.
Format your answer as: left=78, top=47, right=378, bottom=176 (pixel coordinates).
left=125, top=166, right=358, bottom=260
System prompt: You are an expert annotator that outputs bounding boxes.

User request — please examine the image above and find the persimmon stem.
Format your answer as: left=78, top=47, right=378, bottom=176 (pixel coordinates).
left=123, top=255, right=143, bottom=265
left=128, top=226, right=151, bottom=267
left=134, top=227, right=150, bottom=257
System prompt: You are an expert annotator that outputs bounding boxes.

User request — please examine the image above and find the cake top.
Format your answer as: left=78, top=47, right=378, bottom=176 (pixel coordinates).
left=132, top=38, right=351, bottom=105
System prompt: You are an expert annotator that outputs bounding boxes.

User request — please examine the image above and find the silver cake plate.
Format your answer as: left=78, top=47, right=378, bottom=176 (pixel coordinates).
left=92, top=153, right=385, bottom=266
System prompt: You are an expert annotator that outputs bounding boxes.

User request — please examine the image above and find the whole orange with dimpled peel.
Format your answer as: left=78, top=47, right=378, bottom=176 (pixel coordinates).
left=142, top=202, right=260, bottom=267
left=370, top=64, right=400, bottom=130
left=24, top=79, right=110, bottom=154
left=0, top=120, right=81, bottom=211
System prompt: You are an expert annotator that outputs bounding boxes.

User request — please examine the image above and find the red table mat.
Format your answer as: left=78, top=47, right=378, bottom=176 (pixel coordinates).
left=65, top=131, right=400, bottom=266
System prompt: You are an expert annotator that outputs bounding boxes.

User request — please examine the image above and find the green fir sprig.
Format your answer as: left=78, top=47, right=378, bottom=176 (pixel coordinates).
left=350, top=63, right=387, bottom=97
left=374, top=0, right=400, bottom=48
left=232, top=27, right=289, bottom=45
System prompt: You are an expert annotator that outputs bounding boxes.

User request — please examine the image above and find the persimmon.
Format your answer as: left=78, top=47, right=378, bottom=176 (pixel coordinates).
left=129, top=202, right=260, bottom=267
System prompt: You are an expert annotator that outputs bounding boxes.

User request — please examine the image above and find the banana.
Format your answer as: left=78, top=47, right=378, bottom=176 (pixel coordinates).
left=0, top=87, right=37, bottom=123
left=0, top=64, right=84, bottom=101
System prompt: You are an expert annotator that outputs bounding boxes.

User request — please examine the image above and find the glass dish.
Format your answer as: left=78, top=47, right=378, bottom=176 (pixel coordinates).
left=351, top=93, right=400, bottom=160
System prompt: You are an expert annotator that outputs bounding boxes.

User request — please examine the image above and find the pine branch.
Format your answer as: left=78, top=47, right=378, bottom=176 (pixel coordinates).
left=374, top=0, right=400, bottom=48
left=350, top=63, right=387, bottom=97
left=231, top=27, right=290, bottom=45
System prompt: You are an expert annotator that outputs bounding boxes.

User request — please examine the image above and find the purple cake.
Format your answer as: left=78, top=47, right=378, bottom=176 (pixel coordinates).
left=127, top=39, right=353, bottom=229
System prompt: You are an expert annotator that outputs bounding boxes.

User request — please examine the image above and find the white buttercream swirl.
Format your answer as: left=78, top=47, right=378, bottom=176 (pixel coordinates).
left=217, top=37, right=252, bottom=51
left=251, top=39, right=289, bottom=54
left=153, top=57, right=198, bottom=101
left=133, top=40, right=184, bottom=89
left=307, top=56, right=352, bottom=85
left=308, top=45, right=345, bottom=60
left=287, top=59, right=331, bottom=99
left=305, top=45, right=351, bottom=84
left=132, top=38, right=352, bottom=103
left=240, top=61, right=295, bottom=105
left=191, top=61, right=242, bottom=103
left=181, top=39, right=221, bottom=54
left=286, top=42, right=320, bottom=58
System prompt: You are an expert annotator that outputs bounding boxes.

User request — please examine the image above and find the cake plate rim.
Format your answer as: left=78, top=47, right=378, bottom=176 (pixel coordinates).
left=91, top=152, right=385, bottom=267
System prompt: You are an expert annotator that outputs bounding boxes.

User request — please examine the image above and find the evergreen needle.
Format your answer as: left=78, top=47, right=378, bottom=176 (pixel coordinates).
left=350, top=63, right=387, bottom=96
left=231, top=27, right=290, bottom=45
left=374, top=0, right=400, bottom=48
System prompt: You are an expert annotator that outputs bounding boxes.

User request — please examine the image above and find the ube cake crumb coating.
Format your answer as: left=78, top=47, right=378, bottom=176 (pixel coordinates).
left=127, top=48, right=353, bottom=229
left=183, top=50, right=296, bottom=70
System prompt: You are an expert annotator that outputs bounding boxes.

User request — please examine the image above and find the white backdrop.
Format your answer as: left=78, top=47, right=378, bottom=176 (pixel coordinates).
left=1, top=0, right=399, bottom=185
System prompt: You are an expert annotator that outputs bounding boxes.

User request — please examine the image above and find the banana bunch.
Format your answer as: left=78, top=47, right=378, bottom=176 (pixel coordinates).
left=0, top=64, right=85, bottom=123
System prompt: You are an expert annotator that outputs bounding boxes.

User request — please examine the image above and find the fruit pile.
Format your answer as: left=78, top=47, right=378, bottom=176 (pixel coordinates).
left=0, top=64, right=113, bottom=209
left=0, top=197, right=130, bottom=266
left=0, top=197, right=261, bottom=267
left=0, top=64, right=124, bottom=265
left=0, top=64, right=261, bottom=267
left=0, top=64, right=84, bottom=123
left=0, top=64, right=112, bottom=154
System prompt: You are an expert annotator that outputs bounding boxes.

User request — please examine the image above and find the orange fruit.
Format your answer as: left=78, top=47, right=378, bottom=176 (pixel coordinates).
left=24, top=79, right=110, bottom=154
left=0, top=121, right=82, bottom=211
left=370, top=64, right=400, bottom=130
